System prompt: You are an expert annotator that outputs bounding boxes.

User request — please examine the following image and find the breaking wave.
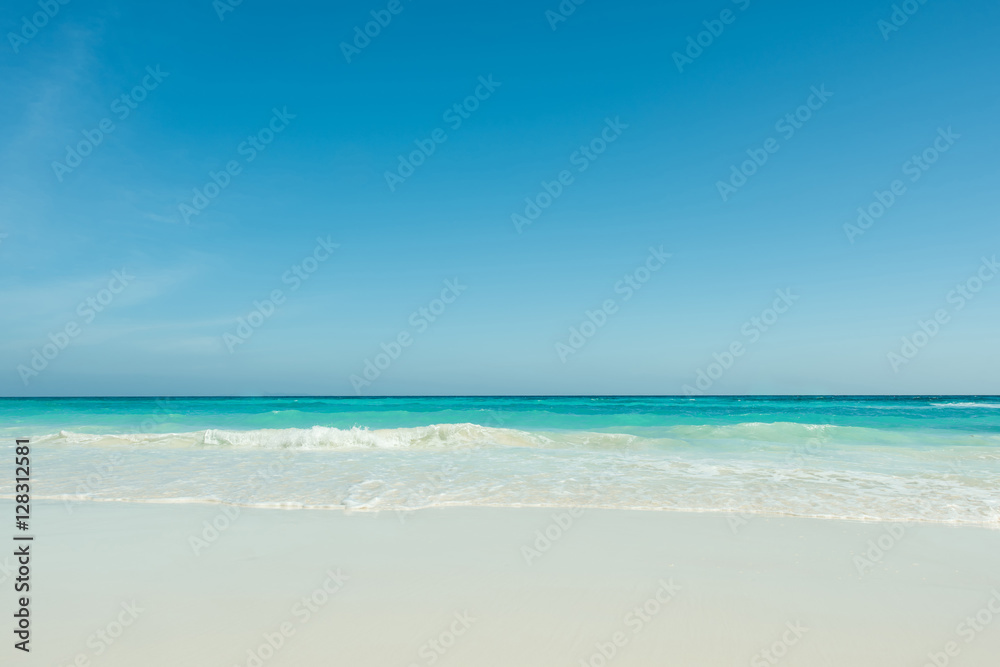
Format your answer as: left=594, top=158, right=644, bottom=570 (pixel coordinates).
left=15, top=421, right=1000, bottom=525
left=30, top=420, right=999, bottom=452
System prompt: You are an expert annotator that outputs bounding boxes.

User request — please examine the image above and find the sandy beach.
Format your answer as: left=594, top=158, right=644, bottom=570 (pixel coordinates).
left=10, top=499, right=999, bottom=666
left=5, top=0, right=998, bottom=661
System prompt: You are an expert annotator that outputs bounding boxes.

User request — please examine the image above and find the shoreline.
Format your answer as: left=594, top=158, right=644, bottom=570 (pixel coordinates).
left=33, top=494, right=1000, bottom=529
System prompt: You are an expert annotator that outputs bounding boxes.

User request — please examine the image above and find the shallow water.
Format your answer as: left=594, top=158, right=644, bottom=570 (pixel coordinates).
left=2, top=396, right=998, bottom=524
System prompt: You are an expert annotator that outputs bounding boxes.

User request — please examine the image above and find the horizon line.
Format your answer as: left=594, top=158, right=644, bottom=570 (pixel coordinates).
left=2, top=394, right=997, bottom=400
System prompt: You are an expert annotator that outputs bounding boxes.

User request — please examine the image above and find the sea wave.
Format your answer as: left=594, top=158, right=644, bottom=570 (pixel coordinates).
left=11, top=421, right=1000, bottom=525
left=931, top=402, right=1000, bottom=409
left=32, top=424, right=566, bottom=450
left=29, top=420, right=999, bottom=452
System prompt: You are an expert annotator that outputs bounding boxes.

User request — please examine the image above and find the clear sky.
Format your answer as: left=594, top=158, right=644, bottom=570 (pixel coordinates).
left=1, top=0, right=998, bottom=396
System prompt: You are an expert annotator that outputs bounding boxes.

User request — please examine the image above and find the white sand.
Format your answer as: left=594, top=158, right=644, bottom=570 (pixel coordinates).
left=8, top=500, right=1000, bottom=666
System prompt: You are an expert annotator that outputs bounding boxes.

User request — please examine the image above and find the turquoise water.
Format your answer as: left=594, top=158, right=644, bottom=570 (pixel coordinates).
left=2, top=396, right=998, bottom=523
left=4, top=395, right=1000, bottom=434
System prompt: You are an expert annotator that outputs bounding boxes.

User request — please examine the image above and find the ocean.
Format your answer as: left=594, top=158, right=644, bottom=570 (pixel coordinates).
left=2, top=396, right=998, bottom=524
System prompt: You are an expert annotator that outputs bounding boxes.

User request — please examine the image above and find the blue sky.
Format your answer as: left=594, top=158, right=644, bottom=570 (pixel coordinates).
left=1, top=0, right=998, bottom=396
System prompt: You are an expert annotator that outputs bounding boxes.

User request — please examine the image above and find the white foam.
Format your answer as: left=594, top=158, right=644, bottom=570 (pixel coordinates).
left=17, top=421, right=1000, bottom=525
left=931, top=402, right=1000, bottom=409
